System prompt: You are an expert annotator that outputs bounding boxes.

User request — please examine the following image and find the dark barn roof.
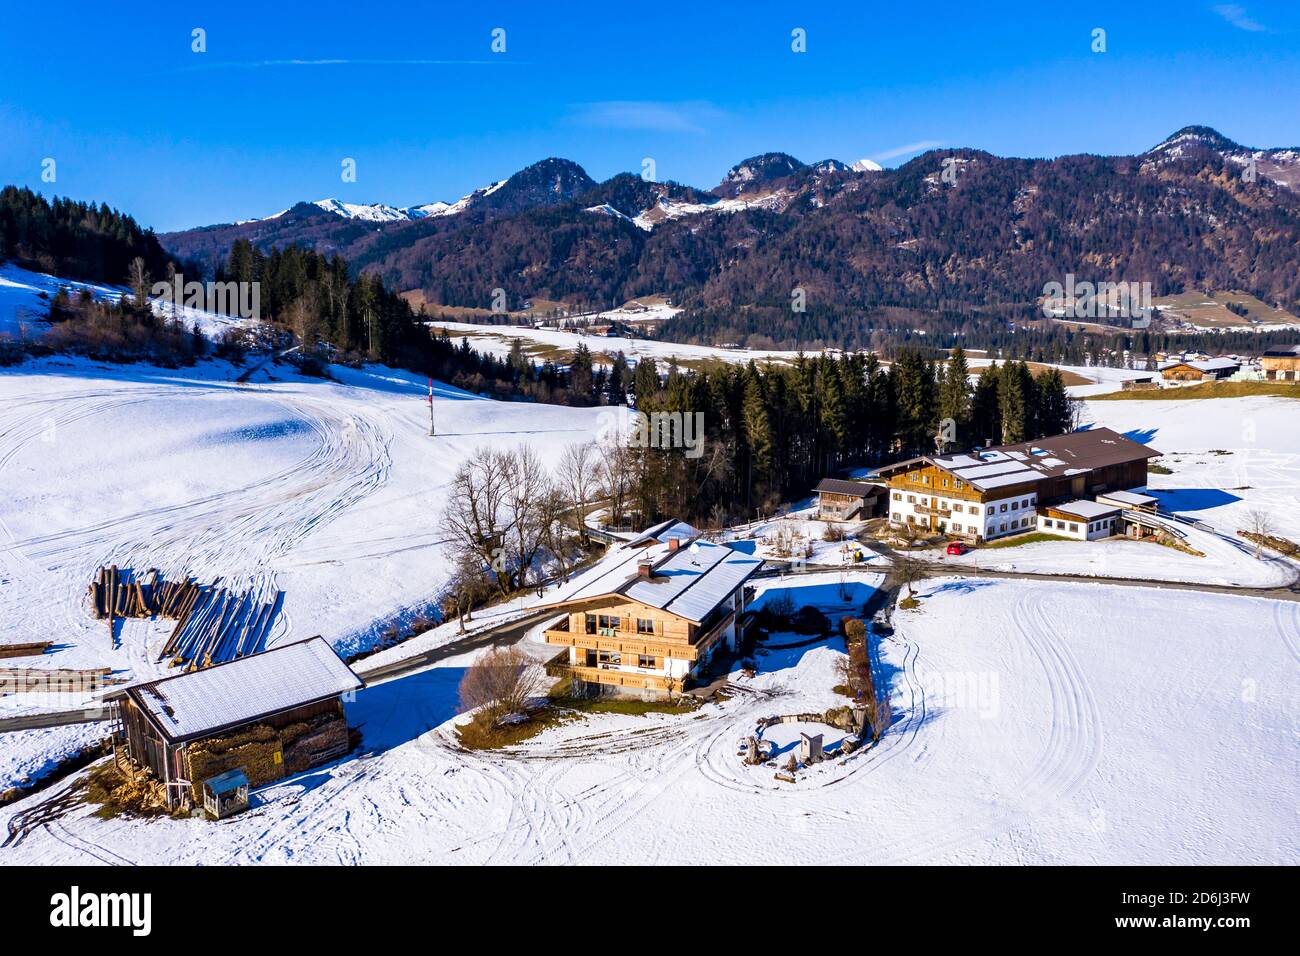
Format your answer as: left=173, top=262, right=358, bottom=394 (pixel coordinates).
left=815, top=478, right=884, bottom=497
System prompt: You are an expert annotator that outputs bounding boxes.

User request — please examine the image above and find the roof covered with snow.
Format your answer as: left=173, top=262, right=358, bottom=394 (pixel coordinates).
left=126, top=637, right=363, bottom=743
left=1044, top=499, right=1122, bottom=520
left=1096, top=489, right=1158, bottom=507
left=1159, top=358, right=1240, bottom=372
left=873, top=428, right=1159, bottom=493
left=541, top=524, right=761, bottom=624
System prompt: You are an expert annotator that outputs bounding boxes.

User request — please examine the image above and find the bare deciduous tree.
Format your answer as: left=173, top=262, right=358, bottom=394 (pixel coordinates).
left=597, top=439, right=636, bottom=528
left=458, top=645, right=548, bottom=722
left=127, top=257, right=150, bottom=307
left=1245, top=508, right=1274, bottom=558
left=501, top=444, right=551, bottom=591
left=892, top=552, right=927, bottom=597
left=443, top=447, right=513, bottom=596
left=558, top=441, right=600, bottom=545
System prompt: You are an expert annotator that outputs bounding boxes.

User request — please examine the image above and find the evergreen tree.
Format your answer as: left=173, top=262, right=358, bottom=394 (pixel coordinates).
left=970, top=362, right=1001, bottom=445
left=938, top=346, right=973, bottom=448
left=997, top=361, right=1028, bottom=444
left=740, top=363, right=773, bottom=513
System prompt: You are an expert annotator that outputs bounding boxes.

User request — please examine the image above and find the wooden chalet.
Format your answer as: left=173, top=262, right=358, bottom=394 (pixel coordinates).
left=110, top=636, right=363, bottom=811
left=874, top=427, right=1160, bottom=543
left=538, top=521, right=762, bottom=696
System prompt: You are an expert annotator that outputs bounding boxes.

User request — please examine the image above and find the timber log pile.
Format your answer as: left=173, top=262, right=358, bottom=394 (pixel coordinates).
left=88, top=566, right=279, bottom=670
left=0, top=642, right=53, bottom=660
left=159, top=587, right=279, bottom=670
left=0, top=666, right=117, bottom=695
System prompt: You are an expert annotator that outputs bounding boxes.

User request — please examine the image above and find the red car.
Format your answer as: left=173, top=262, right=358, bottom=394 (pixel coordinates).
left=946, top=541, right=970, bottom=556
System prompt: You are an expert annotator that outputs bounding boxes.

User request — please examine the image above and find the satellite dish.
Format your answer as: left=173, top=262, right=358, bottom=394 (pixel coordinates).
left=689, top=542, right=700, bottom=554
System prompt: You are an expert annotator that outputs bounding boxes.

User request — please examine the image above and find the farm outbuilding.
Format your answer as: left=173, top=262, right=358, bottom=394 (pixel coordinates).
left=1159, top=358, right=1240, bottom=381
left=1262, top=345, right=1300, bottom=382
left=110, top=636, right=363, bottom=811
left=1037, top=500, right=1122, bottom=541
left=813, top=478, right=887, bottom=521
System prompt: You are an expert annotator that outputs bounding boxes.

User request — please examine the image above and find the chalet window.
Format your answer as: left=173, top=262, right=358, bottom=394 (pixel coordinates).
left=597, top=614, right=620, bottom=631
left=893, top=492, right=902, bottom=501
left=955, top=480, right=964, bottom=489
left=922, top=476, right=930, bottom=484
left=636, top=618, right=654, bottom=635
left=637, top=654, right=656, bottom=668
left=907, top=515, right=916, bottom=524
left=987, top=506, right=994, bottom=515
left=942, top=479, right=949, bottom=487
left=892, top=512, right=902, bottom=521
left=598, top=649, right=621, bottom=665
left=952, top=523, right=962, bottom=532
left=1011, top=500, right=1018, bottom=510
left=907, top=495, right=916, bottom=504
left=584, top=614, right=597, bottom=634
left=999, top=503, right=1008, bottom=513
left=1069, top=523, right=1079, bottom=533
left=920, top=497, right=929, bottom=506
left=999, top=523, right=1007, bottom=532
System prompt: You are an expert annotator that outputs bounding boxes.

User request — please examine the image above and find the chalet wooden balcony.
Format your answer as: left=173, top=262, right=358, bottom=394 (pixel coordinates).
left=914, top=503, right=952, bottom=517
left=563, top=664, right=671, bottom=692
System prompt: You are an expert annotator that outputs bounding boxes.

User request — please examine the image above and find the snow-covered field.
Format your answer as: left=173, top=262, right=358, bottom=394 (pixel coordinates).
left=429, top=320, right=805, bottom=367
left=3, top=573, right=1293, bottom=865
left=0, top=355, right=606, bottom=721
left=1083, top=394, right=1300, bottom=543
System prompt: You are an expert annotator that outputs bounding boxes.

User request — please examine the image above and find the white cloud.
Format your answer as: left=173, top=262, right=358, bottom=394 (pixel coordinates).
left=870, top=139, right=946, bottom=162
left=1213, top=4, right=1266, bottom=32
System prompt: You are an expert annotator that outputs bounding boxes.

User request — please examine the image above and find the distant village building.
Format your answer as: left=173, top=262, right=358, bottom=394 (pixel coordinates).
left=1159, top=358, right=1240, bottom=381
left=813, top=478, right=888, bottom=521
left=539, top=520, right=761, bottom=697
left=874, top=427, right=1159, bottom=544
left=1262, top=345, right=1300, bottom=382
left=110, top=637, right=363, bottom=812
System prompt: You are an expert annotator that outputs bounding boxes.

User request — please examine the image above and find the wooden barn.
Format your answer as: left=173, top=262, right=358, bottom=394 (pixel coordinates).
left=110, top=636, right=363, bottom=811
left=1159, top=358, right=1240, bottom=381
left=813, top=478, right=887, bottom=521
left=1262, top=345, right=1300, bottom=382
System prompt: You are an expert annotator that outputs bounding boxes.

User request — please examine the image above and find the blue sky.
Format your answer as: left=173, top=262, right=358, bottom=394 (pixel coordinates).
left=3, top=1, right=1298, bottom=231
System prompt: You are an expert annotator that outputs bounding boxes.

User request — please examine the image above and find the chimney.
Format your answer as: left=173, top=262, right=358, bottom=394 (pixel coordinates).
left=638, top=559, right=655, bottom=579
left=667, top=538, right=681, bottom=553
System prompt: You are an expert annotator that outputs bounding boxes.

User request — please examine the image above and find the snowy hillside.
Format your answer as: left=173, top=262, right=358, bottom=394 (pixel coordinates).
left=0, top=356, right=607, bottom=721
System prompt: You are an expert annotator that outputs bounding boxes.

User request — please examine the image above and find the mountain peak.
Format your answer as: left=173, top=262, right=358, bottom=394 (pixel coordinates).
left=1149, top=126, right=1244, bottom=155
left=715, top=152, right=806, bottom=196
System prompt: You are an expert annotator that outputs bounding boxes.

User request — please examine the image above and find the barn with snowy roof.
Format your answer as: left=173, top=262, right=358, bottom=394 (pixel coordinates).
left=109, top=636, right=363, bottom=811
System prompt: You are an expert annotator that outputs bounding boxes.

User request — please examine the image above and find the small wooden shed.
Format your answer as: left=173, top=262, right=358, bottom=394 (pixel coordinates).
left=110, top=636, right=363, bottom=811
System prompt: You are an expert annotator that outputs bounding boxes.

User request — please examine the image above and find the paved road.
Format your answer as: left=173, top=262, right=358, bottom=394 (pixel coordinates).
left=761, top=558, right=1300, bottom=602
left=354, top=609, right=556, bottom=684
